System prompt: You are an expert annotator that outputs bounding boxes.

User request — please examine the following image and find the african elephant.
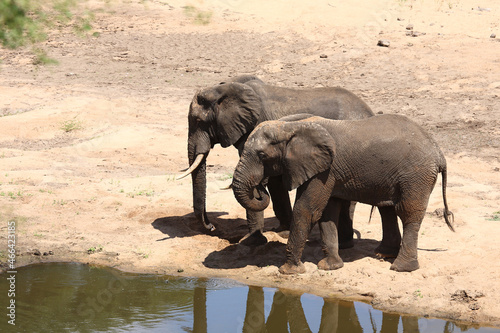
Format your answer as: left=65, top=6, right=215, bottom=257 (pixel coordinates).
left=232, top=114, right=454, bottom=274
left=178, top=75, right=374, bottom=246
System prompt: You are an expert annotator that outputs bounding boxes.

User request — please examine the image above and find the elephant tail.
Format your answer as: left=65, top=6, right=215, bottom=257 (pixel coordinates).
left=368, top=205, right=376, bottom=224
left=440, top=164, right=455, bottom=232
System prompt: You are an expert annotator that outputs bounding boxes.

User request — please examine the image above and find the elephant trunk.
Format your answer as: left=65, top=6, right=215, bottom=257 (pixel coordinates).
left=232, top=158, right=270, bottom=212
left=188, top=137, right=215, bottom=232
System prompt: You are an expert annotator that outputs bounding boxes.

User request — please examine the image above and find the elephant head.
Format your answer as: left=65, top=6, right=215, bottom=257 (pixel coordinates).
left=178, top=80, right=264, bottom=231
left=232, top=120, right=336, bottom=212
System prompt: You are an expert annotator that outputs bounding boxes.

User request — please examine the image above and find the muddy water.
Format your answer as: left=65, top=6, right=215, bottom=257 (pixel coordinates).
left=0, top=263, right=497, bottom=332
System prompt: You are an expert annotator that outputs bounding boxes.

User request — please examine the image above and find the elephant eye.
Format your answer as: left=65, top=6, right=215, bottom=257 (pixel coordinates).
left=197, top=95, right=213, bottom=109
left=257, top=151, right=266, bottom=159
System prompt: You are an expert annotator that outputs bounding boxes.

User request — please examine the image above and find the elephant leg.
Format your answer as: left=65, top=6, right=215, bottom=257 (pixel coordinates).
left=317, top=198, right=344, bottom=271
left=390, top=208, right=425, bottom=272
left=375, top=206, right=401, bottom=258
left=242, top=287, right=265, bottom=332
left=279, top=170, right=334, bottom=275
left=286, top=294, right=312, bottom=332
left=279, top=204, right=311, bottom=274
left=318, top=300, right=339, bottom=333
left=267, top=176, right=292, bottom=232
left=337, top=200, right=355, bottom=249
left=239, top=210, right=267, bottom=247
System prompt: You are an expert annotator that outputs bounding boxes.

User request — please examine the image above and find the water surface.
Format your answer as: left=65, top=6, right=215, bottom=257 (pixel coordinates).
left=0, top=263, right=498, bottom=332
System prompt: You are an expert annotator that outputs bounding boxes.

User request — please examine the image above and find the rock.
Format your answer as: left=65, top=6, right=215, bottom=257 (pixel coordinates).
left=319, top=54, right=328, bottom=59
left=377, top=40, right=390, bottom=47
left=33, top=249, right=41, bottom=256
left=406, top=24, right=414, bottom=30
left=491, top=33, right=496, bottom=39
left=406, top=31, right=426, bottom=37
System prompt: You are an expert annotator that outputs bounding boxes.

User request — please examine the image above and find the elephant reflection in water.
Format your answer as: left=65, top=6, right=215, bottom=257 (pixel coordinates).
left=242, top=287, right=362, bottom=333
left=379, top=313, right=419, bottom=333
left=192, top=286, right=421, bottom=333
left=249, top=288, right=422, bottom=333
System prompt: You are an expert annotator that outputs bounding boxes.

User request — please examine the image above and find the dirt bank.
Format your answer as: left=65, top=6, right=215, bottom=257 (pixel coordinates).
left=1, top=0, right=499, bottom=328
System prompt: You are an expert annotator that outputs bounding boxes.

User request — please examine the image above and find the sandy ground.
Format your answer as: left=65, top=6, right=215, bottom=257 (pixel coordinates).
left=1, top=0, right=499, bottom=328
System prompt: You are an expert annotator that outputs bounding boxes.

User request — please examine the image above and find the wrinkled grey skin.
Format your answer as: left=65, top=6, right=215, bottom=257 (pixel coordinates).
left=187, top=75, right=374, bottom=244
left=232, top=114, right=454, bottom=274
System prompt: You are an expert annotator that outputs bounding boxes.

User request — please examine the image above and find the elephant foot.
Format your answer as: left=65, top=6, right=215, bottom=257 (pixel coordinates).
left=339, top=239, right=354, bottom=250
left=279, top=262, right=306, bottom=275
left=239, top=230, right=268, bottom=247
left=390, top=257, right=419, bottom=272
left=318, top=256, right=344, bottom=271
left=375, top=243, right=400, bottom=259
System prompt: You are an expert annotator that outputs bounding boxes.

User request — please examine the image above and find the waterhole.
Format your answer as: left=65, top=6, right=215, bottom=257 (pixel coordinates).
left=0, top=263, right=497, bottom=332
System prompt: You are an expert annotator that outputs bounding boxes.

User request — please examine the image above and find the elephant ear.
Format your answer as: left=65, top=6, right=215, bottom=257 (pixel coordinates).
left=214, top=82, right=262, bottom=148
left=283, top=122, right=335, bottom=191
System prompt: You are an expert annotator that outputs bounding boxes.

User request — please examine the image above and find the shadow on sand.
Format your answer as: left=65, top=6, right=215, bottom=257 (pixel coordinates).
left=151, top=211, right=280, bottom=244
left=151, top=211, right=391, bottom=271
left=202, top=225, right=385, bottom=270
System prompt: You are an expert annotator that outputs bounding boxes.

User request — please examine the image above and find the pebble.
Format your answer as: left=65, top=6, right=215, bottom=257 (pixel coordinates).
left=406, top=31, right=426, bottom=37
left=377, top=40, right=390, bottom=47
left=491, top=33, right=496, bottom=38
left=406, top=24, right=414, bottom=30
left=319, top=54, right=328, bottom=58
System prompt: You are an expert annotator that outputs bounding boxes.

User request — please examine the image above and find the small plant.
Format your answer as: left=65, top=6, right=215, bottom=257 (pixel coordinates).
left=53, top=199, right=67, bottom=206
left=218, top=173, right=233, bottom=181
left=60, top=119, right=83, bottom=132
left=33, top=232, right=44, bottom=237
left=5, top=191, right=24, bottom=200
left=414, top=289, right=423, bottom=298
left=32, top=48, right=58, bottom=65
left=126, top=189, right=155, bottom=198
left=87, top=245, right=103, bottom=254
left=487, top=211, right=500, bottom=221
left=183, top=6, right=212, bottom=25
left=165, top=174, right=176, bottom=182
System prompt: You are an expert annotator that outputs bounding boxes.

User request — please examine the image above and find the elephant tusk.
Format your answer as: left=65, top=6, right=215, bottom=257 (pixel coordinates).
left=219, top=183, right=232, bottom=190
left=176, top=154, right=204, bottom=180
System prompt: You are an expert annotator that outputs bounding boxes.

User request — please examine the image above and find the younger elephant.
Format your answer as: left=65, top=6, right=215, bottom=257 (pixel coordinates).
left=232, top=114, right=454, bottom=274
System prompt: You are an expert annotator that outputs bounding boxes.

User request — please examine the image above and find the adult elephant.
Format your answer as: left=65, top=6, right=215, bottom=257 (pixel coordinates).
left=232, top=114, right=455, bottom=273
left=179, top=75, right=374, bottom=246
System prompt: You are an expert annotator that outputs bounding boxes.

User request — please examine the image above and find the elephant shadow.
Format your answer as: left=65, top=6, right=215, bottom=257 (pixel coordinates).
left=151, top=211, right=281, bottom=244
left=203, top=225, right=386, bottom=270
